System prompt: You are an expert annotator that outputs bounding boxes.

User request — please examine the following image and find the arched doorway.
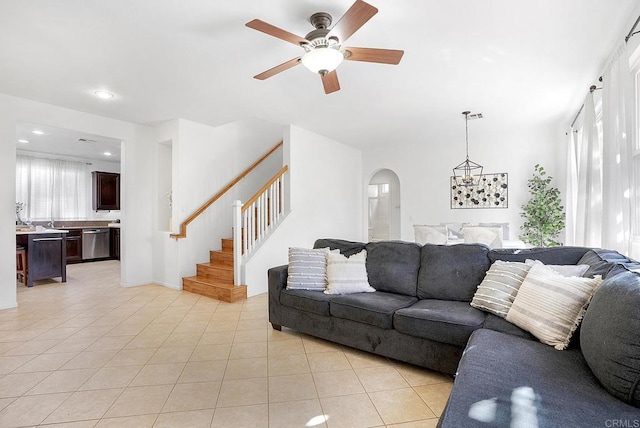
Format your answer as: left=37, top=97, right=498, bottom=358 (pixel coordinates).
left=368, top=169, right=401, bottom=241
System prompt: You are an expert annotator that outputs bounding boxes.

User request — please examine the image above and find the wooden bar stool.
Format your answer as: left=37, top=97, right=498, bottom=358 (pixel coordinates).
left=16, top=246, right=27, bottom=285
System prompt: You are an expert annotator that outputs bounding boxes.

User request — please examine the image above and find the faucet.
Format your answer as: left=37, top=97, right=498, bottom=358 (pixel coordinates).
left=48, top=218, right=55, bottom=228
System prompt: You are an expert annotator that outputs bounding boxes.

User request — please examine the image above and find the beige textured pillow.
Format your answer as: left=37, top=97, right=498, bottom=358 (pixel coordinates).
left=506, top=263, right=602, bottom=350
left=325, top=250, right=376, bottom=295
left=470, top=261, right=531, bottom=318
left=414, top=225, right=448, bottom=245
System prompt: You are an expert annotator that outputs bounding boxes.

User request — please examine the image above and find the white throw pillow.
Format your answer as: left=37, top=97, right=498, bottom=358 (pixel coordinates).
left=414, top=225, right=448, bottom=245
left=479, top=222, right=510, bottom=240
left=506, top=263, right=602, bottom=350
left=325, top=250, right=376, bottom=295
left=462, top=226, right=503, bottom=248
left=524, top=259, right=589, bottom=277
left=286, top=247, right=330, bottom=291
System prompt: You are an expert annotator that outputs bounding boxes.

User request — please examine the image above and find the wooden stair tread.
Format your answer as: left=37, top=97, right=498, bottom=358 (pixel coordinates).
left=183, top=276, right=238, bottom=288
left=183, top=276, right=247, bottom=303
left=197, top=262, right=233, bottom=271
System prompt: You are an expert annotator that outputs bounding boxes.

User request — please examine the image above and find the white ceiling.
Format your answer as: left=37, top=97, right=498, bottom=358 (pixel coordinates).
left=16, top=122, right=122, bottom=163
left=1, top=1, right=638, bottom=153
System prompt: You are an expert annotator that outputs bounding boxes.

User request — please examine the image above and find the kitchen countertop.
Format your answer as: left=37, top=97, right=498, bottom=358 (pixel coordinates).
left=108, top=223, right=121, bottom=228
left=16, top=228, right=69, bottom=235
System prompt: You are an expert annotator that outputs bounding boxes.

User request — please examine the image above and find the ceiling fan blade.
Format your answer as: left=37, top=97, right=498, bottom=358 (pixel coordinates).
left=344, top=47, right=404, bottom=64
left=254, top=57, right=301, bottom=80
left=246, top=19, right=308, bottom=46
left=327, top=0, right=378, bottom=44
left=321, top=70, right=340, bottom=94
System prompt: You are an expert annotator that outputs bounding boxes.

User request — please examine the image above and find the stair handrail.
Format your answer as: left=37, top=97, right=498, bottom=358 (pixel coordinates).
left=233, top=165, right=289, bottom=285
left=241, top=165, right=288, bottom=213
left=170, top=140, right=283, bottom=239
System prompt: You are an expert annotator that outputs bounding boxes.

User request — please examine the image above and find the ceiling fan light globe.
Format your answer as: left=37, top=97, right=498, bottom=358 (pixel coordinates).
left=301, top=47, right=344, bottom=74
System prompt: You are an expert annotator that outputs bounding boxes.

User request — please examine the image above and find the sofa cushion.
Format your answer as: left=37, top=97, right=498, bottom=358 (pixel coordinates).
left=578, top=248, right=630, bottom=279
left=440, top=329, right=640, bottom=428
left=482, top=313, right=534, bottom=340
left=394, top=300, right=486, bottom=346
left=581, top=270, right=640, bottom=407
left=418, top=244, right=490, bottom=301
left=470, top=260, right=531, bottom=318
left=505, top=263, right=602, bottom=350
left=365, top=241, right=421, bottom=296
left=280, top=289, right=333, bottom=316
left=489, top=246, right=589, bottom=265
left=314, top=238, right=366, bottom=257
left=330, top=292, right=418, bottom=329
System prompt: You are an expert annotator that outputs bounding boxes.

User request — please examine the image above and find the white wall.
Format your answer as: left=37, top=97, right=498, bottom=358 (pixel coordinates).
left=0, top=92, right=156, bottom=309
left=363, top=120, right=562, bottom=242
left=244, top=125, right=364, bottom=296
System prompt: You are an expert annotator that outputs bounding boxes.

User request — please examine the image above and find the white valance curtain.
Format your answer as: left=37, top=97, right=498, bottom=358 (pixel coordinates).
left=567, top=43, right=635, bottom=254
left=16, top=155, right=89, bottom=221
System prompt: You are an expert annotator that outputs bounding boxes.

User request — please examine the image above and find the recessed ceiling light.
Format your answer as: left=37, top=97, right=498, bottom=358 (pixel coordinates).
left=103, top=152, right=112, bottom=156
left=18, top=139, right=29, bottom=144
left=32, top=130, right=44, bottom=135
left=94, top=90, right=114, bottom=99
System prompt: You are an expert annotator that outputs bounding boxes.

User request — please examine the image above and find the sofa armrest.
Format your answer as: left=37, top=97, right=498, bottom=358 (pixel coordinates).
left=268, top=265, right=288, bottom=329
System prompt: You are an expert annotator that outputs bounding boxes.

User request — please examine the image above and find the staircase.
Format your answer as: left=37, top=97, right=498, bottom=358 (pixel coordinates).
left=173, top=141, right=287, bottom=302
left=182, top=238, right=247, bottom=303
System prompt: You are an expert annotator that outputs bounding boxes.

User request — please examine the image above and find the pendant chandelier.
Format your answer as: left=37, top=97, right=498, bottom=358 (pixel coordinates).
left=453, top=111, right=483, bottom=187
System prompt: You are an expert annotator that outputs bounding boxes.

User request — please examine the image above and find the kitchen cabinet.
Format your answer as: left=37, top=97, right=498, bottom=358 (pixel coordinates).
left=92, top=171, right=120, bottom=211
left=110, top=227, right=120, bottom=260
left=65, top=229, right=82, bottom=264
left=16, top=231, right=67, bottom=287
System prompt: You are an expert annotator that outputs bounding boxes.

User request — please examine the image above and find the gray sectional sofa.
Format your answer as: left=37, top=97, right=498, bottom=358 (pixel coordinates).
left=267, top=239, right=640, bottom=427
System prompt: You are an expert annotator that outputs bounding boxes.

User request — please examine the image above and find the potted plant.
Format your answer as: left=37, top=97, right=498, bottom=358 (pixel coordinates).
left=520, top=164, right=565, bottom=247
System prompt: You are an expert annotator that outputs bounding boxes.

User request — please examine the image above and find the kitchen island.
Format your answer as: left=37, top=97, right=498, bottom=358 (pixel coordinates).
left=16, top=229, right=68, bottom=287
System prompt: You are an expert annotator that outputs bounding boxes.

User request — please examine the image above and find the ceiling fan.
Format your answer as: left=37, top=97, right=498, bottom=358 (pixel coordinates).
left=246, top=0, right=404, bottom=94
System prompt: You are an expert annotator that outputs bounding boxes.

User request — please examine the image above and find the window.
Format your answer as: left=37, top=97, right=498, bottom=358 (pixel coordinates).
left=16, top=155, right=89, bottom=221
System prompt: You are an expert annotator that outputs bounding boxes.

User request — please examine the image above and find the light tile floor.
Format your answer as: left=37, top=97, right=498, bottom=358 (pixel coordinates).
left=2, top=260, right=453, bottom=427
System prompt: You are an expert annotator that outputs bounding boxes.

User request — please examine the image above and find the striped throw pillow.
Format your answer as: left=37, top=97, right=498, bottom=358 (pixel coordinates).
left=470, top=261, right=531, bottom=318
left=506, top=263, right=602, bottom=350
left=325, top=250, right=375, bottom=295
left=286, top=247, right=330, bottom=291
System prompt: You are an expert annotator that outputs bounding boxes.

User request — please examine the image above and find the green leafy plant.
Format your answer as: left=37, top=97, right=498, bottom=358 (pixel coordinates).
left=519, top=164, right=565, bottom=247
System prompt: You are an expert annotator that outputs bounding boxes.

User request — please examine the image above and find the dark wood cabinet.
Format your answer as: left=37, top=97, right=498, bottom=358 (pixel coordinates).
left=65, top=229, right=82, bottom=264
left=92, top=171, right=120, bottom=211
left=110, top=227, right=120, bottom=260
left=26, top=232, right=67, bottom=287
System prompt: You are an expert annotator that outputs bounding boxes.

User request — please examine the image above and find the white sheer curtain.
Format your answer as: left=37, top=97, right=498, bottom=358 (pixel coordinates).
left=601, top=43, right=634, bottom=254
left=564, top=128, right=579, bottom=245
left=16, top=155, right=89, bottom=220
left=574, top=92, right=603, bottom=247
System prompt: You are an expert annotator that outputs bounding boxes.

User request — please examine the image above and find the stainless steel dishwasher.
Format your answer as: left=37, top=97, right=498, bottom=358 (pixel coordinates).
left=82, top=228, right=111, bottom=260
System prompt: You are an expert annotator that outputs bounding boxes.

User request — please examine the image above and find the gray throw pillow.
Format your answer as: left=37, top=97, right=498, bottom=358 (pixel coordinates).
left=470, top=260, right=531, bottom=318
left=286, top=247, right=330, bottom=291
left=581, top=270, right=640, bottom=407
